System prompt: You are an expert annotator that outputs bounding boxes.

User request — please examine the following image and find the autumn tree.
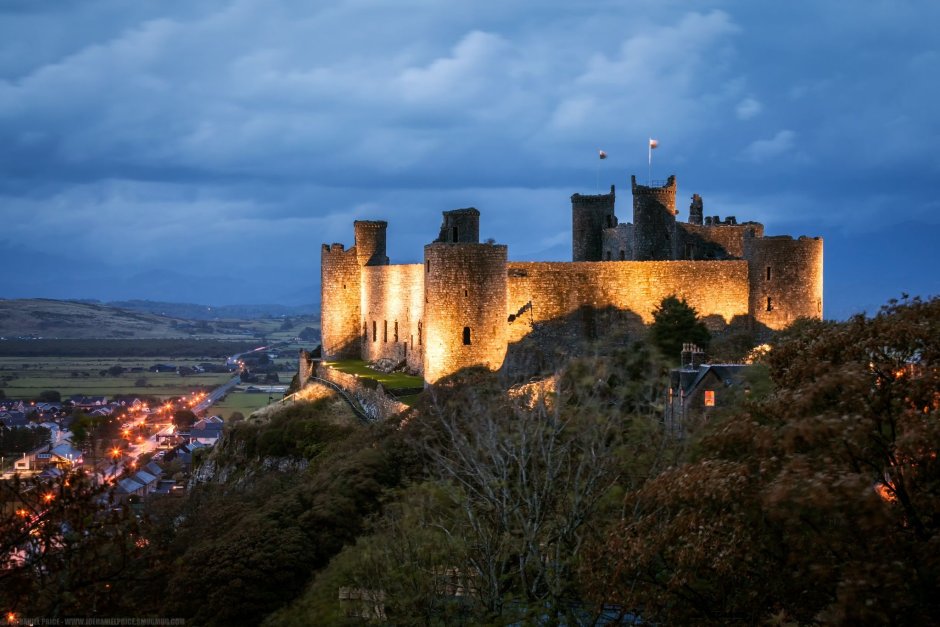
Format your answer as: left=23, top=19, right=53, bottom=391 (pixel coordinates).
left=588, top=296, right=940, bottom=624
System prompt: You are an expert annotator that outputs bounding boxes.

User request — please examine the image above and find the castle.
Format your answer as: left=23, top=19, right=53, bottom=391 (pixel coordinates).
left=320, top=175, right=823, bottom=383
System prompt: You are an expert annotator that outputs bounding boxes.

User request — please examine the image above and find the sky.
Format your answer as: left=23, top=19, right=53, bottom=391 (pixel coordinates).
left=0, top=0, right=937, bottom=319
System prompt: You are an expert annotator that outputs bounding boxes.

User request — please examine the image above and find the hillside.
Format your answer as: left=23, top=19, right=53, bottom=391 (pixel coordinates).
left=0, top=299, right=270, bottom=339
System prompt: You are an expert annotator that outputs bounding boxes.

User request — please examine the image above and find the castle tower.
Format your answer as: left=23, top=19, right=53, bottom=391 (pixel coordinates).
left=354, top=220, right=390, bottom=267
left=688, top=193, right=704, bottom=225
left=423, top=239, right=508, bottom=384
left=436, top=208, right=480, bottom=243
left=745, top=235, right=824, bottom=330
left=320, top=243, right=362, bottom=359
left=632, top=175, right=677, bottom=260
left=572, top=186, right=616, bottom=262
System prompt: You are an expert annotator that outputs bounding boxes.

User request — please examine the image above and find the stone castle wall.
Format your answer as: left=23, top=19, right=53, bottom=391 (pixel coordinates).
left=677, top=222, right=764, bottom=260
left=315, top=364, right=410, bottom=421
left=360, top=263, right=425, bottom=372
left=320, top=244, right=362, bottom=359
left=572, top=187, right=616, bottom=262
left=602, top=223, right=634, bottom=261
left=746, top=236, right=824, bottom=329
left=632, top=176, right=677, bottom=261
left=505, top=260, right=750, bottom=343
left=423, top=242, right=508, bottom=383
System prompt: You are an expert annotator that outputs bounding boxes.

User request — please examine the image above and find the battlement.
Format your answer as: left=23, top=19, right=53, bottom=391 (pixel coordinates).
left=436, top=207, right=481, bottom=243
left=322, top=242, right=348, bottom=253
left=571, top=185, right=616, bottom=206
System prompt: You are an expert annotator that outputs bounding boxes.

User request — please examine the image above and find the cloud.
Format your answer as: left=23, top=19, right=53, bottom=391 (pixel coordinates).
left=742, top=130, right=795, bottom=163
left=735, top=97, right=761, bottom=119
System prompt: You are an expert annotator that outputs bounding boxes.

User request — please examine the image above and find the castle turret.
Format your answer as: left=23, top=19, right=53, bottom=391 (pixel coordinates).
left=423, top=240, right=508, bottom=384
left=436, top=208, right=480, bottom=243
left=688, top=193, right=704, bottom=226
left=572, top=186, right=616, bottom=262
left=632, top=175, right=677, bottom=261
left=320, top=243, right=362, bottom=359
left=745, top=235, right=823, bottom=330
left=354, top=220, right=390, bottom=267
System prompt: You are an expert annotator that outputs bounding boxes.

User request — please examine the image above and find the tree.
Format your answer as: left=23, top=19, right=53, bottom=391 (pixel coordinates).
left=588, top=296, right=940, bottom=624
left=173, top=409, right=197, bottom=431
left=38, top=390, right=61, bottom=403
left=649, top=295, right=710, bottom=362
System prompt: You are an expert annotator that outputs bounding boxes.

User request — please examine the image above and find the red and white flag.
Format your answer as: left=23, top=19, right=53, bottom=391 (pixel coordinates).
left=649, top=138, right=659, bottom=149
left=598, top=149, right=607, bottom=160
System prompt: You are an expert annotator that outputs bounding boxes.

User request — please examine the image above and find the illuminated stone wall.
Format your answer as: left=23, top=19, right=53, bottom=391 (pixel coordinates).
left=320, top=243, right=362, bottom=359
left=423, top=242, right=508, bottom=384
left=746, top=236, right=824, bottom=330
left=506, top=260, right=751, bottom=343
left=360, top=263, right=425, bottom=372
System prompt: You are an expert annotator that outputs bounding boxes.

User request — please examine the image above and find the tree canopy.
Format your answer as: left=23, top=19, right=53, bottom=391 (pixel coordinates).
left=649, top=295, right=711, bottom=362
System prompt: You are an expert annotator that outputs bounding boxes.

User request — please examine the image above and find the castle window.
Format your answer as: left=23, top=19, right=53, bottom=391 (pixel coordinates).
left=418, top=321, right=422, bottom=346
left=606, top=251, right=611, bottom=261
left=685, top=243, right=693, bottom=259
left=766, top=297, right=773, bottom=312
left=372, top=320, right=377, bottom=342
left=394, top=321, right=398, bottom=343
left=383, top=320, right=388, bottom=343
left=426, top=260, right=430, bottom=273
left=619, top=249, right=625, bottom=260
left=766, top=266, right=772, bottom=281
left=452, top=226, right=459, bottom=242
left=462, top=327, right=471, bottom=345
left=343, top=284, right=346, bottom=290
left=464, top=289, right=468, bottom=297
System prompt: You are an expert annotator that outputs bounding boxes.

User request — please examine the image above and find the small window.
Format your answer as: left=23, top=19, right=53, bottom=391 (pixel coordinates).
left=426, top=260, right=430, bottom=273
left=766, top=266, right=772, bottom=281
left=372, top=320, right=377, bottom=342
left=452, top=226, right=459, bottom=242
left=342, top=283, right=346, bottom=290
left=619, top=249, right=626, bottom=260
left=418, top=322, right=422, bottom=346
left=684, top=243, right=693, bottom=259
left=704, top=390, right=715, bottom=407
left=394, top=321, right=398, bottom=343
left=464, top=289, right=468, bottom=297
left=383, top=320, right=388, bottom=343
left=606, top=251, right=612, bottom=260
left=766, top=297, right=773, bottom=312
left=462, top=327, right=471, bottom=345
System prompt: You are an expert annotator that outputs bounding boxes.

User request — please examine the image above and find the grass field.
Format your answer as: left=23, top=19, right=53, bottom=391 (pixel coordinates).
left=0, top=356, right=233, bottom=400
left=322, top=359, right=424, bottom=389
left=211, top=390, right=282, bottom=419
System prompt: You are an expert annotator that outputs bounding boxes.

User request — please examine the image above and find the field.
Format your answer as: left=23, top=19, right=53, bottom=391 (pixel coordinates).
left=0, top=357, right=234, bottom=400
left=210, top=389, right=282, bottom=420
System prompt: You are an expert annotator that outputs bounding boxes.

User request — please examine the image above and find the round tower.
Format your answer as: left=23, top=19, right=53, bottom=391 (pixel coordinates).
left=571, top=185, right=616, bottom=262
left=745, top=235, right=823, bottom=331
left=354, top=220, right=390, bottom=267
left=436, top=208, right=480, bottom=243
left=632, top=175, right=677, bottom=260
left=423, top=241, right=508, bottom=384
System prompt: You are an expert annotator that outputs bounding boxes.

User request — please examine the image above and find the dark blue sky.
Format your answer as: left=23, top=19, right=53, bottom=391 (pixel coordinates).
left=1, top=1, right=937, bottom=319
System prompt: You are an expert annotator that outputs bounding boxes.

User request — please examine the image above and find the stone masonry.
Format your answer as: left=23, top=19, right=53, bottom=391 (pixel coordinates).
left=320, top=173, right=823, bottom=383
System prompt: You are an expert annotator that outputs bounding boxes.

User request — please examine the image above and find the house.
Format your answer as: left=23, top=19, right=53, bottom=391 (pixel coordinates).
left=190, top=416, right=224, bottom=446
left=665, top=343, right=750, bottom=435
left=48, top=442, right=84, bottom=468
left=0, top=411, right=29, bottom=428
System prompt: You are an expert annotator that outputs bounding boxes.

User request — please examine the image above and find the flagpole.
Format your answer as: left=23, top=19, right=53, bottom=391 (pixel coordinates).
left=648, top=138, right=652, bottom=186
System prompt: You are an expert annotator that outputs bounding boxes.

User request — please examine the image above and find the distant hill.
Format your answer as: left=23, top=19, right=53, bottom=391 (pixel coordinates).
left=101, top=300, right=317, bottom=320
left=0, top=299, right=277, bottom=340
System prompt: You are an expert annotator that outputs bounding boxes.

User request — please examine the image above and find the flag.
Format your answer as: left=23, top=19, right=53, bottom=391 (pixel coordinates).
left=649, top=138, right=659, bottom=149
left=598, top=150, right=607, bottom=160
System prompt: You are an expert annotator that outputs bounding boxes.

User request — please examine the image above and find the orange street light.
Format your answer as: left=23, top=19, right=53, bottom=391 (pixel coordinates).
left=110, top=448, right=121, bottom=459
left=42, top=493, right=54, bottom=503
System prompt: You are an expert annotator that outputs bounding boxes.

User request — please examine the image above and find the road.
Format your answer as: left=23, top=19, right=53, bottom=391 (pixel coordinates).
left=193, top=374, right=240, bottom=414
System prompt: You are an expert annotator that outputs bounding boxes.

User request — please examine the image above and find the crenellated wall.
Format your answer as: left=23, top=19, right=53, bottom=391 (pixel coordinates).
left=572, top=186, right=616, bottom=262
left=632, top=175, right=677, bottom=261
left=360, top=264, right=425, bottom=372
left=423, top=242, right=508, bottom=384
left=320, top=243, right=362, bottom=359
left=506, top=260, right=750, bottom=343
left=746, top=236, right=824, bottom=330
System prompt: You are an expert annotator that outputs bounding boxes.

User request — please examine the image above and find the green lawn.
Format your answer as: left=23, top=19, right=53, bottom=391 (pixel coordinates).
left=210, top=390, right=281, bottom=419
left=322, top=359, right=424, bottom=389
